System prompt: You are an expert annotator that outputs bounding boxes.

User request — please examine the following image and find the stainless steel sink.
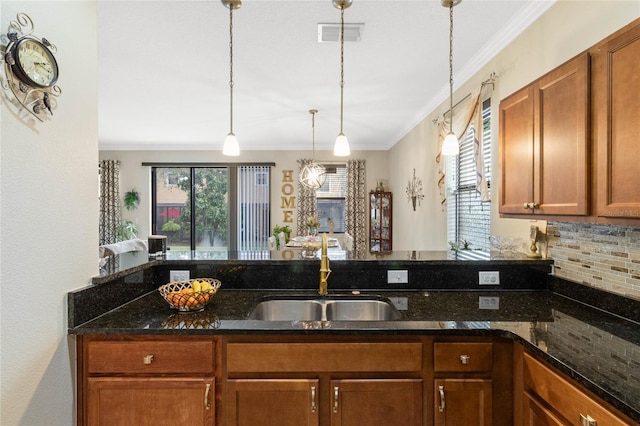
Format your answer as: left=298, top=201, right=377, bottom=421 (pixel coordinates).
left=247, top=295, right=401, bottom=321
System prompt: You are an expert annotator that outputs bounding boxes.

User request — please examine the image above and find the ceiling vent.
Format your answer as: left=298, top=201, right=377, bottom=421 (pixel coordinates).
left=317, top=23, right=364, bottom=43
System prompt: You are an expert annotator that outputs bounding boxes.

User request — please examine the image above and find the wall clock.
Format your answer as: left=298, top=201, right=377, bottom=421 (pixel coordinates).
left=1, top=13, right=61, bottom=122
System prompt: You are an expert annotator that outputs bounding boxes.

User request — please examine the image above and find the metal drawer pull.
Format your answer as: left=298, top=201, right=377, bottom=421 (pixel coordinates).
left=204, top=383, right=211, bottom=410
left=438, top=385, right=445, bottom=412
left=143, top=354, right=154, bottom=365
left=460, top=354, right=470, bottom=364
left=580, top=414, right=597, bottom=426
left=333, top=386, right=339, bottom=413
left=310, top=386, right=317, bottom=413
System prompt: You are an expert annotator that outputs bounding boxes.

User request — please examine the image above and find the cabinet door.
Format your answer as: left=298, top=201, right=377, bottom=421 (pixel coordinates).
left=499, top=85, right=535, bottom=214
left=87, top=377, right=214, bottom=426
left=434, top=379, right=492, bottom=426
left=523, top=392, right=566, bottom=426
left=535, top=53, right=590, bottom=216
left=331, top=379, right=422, bottom=426
left=225, top=379, right=319, bottom=426
left=593, top=22, right=640, bottom=220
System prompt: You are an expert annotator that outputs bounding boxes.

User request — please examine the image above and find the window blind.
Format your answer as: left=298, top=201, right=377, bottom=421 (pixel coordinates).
left=239, top=166, right=271, bottom=251
left=446, top=99, right=491, bottom=251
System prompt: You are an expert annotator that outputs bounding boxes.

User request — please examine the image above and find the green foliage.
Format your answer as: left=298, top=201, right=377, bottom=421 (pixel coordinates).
left=161, top=219, right=181, bottom=232
left=272, top=224, right=292, bottom=237
left=173, top=168, right=228, bottom=247
left=117, top=220, right=138, bottom=241
left=124, top=190, right=140, bottom=211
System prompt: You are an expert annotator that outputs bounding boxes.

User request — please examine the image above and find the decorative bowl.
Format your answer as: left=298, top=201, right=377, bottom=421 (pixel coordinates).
left=158, top=278, right=221, bottom=312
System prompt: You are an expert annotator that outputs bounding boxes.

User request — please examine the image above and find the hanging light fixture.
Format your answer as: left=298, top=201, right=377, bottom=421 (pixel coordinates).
left=222, top=0, right=241, bottom=156
left=300, top=110, right=327, bottom=190
left=441, top=0, right=461, bottom=156
left=333, top=0, right=352, bottom=156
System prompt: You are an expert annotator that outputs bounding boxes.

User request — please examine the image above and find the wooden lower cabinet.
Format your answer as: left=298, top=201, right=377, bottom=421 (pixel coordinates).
left=225, top=379, right=319, bottom=426
left=224, top=378, right=422, bottom=426
left=223, top=337, right=425, bottom=426
left=87, top=377, right=215, bottom=426
left=515, top=347, right=636, bottom=426
left=434, top=377, right=492, bottom=425
left=523, top=392, right=565, bottom=426
left=78, top=336, right=217, bottom=426
left=331, top=379, right=423, bottom=426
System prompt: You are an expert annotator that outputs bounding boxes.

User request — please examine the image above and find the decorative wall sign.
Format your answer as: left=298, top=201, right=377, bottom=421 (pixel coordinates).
left=1, top=13, right=61, bottom=122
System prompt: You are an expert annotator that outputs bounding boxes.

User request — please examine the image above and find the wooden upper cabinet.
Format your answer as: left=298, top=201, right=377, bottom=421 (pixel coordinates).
left=499, top=85, right=535, bottom=214
left=593, top=20, right=640, bottom=221
left=499, top=52, right=590, bottom=216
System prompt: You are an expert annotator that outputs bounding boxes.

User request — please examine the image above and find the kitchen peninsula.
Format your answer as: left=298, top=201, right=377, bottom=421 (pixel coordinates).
left=69, top=251, right=640, bottom=425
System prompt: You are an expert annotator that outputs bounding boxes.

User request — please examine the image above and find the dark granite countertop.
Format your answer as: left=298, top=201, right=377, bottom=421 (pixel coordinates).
left=69, top=287, right=640, bottom=422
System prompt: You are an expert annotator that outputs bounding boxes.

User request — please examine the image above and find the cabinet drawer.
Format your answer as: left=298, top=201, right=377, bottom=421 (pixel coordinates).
left=434, top=342, right=493, bottom=372
left=523, top=353, right=630, bottom=426
left=87, top=340, right=215, bottom=374
left=226, top=342, right=422, bottom=373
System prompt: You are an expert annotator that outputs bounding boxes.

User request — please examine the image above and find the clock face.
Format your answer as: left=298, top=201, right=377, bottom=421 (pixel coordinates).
left=13, top=38, right=59, bottom=88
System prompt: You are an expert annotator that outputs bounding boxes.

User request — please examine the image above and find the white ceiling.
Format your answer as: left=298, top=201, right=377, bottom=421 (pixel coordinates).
left=98, top=0, right=555, bottom=152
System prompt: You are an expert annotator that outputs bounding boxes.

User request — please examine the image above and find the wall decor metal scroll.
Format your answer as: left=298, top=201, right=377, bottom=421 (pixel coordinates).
left=406, top=168, right=424, bottom=211
left=1, top=13, right=61, bottom=122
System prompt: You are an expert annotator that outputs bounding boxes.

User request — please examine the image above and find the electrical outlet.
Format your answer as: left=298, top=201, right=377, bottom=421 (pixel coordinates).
left=387, top=270, right=408, bottom=284
left=170, top=270, right=190, bottom=282
left=388, top=297, right=408, bottom=310
left=479, top=296, right=500, bottom=310
left=479, top=271, right=500, bottom=285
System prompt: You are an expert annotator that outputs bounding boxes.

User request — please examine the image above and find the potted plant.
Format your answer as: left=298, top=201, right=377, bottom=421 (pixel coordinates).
left=124, top=189, right=140, bottom=211
left=272, top=224, right=291, bottom=249
left=117, top=220, right=138, bottom=241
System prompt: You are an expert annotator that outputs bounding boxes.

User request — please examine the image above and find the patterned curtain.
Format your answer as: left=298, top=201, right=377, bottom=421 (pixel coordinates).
left=296, top=159, right=317, bottom=236
left=345, top=159, right=367, bottom=254
left=99, top=160, right=122, bottom=245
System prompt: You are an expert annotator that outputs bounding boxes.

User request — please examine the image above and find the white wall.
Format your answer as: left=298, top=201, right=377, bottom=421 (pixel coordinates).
left=99, top=149, right=389, bottom=239
left=0, top=2, right=98, bottom=425
left=390, top=0, right=640, bottom=251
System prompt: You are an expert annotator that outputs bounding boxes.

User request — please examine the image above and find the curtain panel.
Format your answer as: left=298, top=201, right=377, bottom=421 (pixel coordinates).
left=296, top=159, right=318, bottom=236
left=436, top=81, right=493, bottom=207
left=346, top=159, right=367, bottom=254
left=99, top=160, right=122, bottom=245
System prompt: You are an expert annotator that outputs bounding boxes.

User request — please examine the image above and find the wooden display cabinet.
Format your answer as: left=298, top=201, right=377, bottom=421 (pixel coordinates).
left=369, top=191, right=392, bottom=252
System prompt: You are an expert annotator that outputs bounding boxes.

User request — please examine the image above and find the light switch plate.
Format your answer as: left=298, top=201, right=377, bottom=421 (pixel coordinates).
left=479, top=296, right=500, bottom=310
left=479, top=271, right=500, bottom=285
left=170, top=270, right=190, bottom=282
left=387, top=270, right=408, bottom=284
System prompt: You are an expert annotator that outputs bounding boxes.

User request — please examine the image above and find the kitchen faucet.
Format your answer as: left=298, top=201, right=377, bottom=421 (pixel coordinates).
left=319, top=233, right=331, bottom=295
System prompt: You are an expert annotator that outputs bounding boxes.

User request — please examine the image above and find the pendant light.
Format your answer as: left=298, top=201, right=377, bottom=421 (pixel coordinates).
left=441, top=0, right=461, bottom=156
left=333, top=0, right=352, bottom=156
left=222, top=0, right=241, bottom=156
left=299, top=109, right=327, bottom=190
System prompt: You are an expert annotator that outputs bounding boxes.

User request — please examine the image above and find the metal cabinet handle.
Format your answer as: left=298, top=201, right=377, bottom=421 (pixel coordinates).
left=438, top=385, right=445, bottom=413
left=580, top=414, right=597, bottom=426
left=460, top=354, right=470, bottom=365
left=143, top=354, right=154, bottom=365
left=204, top=383, right=211, bottom=410
left=310, top=386, right=317, bottom=413
left=333, top=386, right=339, bottom=413
left=523, top=202, right=532, bottom=209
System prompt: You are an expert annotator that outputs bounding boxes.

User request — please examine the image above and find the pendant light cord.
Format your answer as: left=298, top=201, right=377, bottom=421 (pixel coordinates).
left=229, top=5, right=234, bottom=134
left=339, top=5, right=345, bottom=134
left=311, top=110, right=317, bottom=160
left=448, top=3, right=454, bottom=135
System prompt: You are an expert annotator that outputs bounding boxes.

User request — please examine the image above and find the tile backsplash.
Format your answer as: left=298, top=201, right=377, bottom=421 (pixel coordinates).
left=547, top=222, right=640, bottom=301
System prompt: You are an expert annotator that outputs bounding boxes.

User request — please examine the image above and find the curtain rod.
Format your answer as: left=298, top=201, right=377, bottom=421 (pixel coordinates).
left=432, top=72, right=497, bottom=125
left=141, top=162, right=276, bottom=167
